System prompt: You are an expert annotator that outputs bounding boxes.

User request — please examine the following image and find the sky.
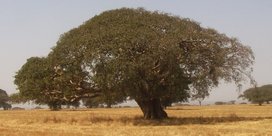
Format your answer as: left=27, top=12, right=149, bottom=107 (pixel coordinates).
left=0, top=0, right=272, bottom=104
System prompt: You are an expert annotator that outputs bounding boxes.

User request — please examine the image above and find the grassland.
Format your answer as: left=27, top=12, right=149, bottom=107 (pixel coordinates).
left=1, top=104, right=272, bottom=136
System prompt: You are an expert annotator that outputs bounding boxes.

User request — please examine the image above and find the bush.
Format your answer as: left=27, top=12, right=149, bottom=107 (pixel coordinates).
left=215, top=101, right=226, bottom=105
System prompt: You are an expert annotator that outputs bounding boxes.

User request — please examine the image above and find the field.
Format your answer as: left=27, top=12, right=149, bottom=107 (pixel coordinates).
left=1, top=104, right=272, bottom=136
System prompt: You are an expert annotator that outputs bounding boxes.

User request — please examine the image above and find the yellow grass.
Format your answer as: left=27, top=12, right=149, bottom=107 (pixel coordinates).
left=1, top=104, right=272, bottom=136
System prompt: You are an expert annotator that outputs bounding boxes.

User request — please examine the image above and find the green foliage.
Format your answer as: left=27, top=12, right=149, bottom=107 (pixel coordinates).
left=14, top=57, right=65, bottom=110
left=9, top=93, right=28, bottom=104
left=14, top=57, right=51, bottom=103
left=240, top=85, right=272, bottom=105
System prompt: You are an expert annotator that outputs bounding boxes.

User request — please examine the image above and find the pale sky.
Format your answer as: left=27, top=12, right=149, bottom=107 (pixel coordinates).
left=0, top=0, right=272, bottom=103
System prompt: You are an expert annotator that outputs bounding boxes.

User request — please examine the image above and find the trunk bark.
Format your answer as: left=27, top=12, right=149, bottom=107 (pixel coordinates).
left=136, top=98, right=168, bottom=119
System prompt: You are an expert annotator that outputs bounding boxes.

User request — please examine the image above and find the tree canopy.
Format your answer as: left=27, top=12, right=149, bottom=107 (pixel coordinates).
left=14, top=8, right=254, bottom=119
left=0, top=89, right=11, bottom=110
left=0, top=89, right=9, bottom=102
left=240, top=85, right=272, bottom=105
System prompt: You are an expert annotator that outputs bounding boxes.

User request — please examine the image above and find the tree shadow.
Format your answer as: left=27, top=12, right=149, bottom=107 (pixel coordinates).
left=125, top=115, right=272, bottom=126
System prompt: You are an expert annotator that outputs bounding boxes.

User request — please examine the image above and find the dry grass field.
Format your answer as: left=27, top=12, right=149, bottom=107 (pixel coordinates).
left=1, top=104, right=272, bottom=136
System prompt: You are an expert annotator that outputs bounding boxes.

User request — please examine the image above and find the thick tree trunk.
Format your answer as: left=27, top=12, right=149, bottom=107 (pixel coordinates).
left=136, top=98, right=168, bottom=119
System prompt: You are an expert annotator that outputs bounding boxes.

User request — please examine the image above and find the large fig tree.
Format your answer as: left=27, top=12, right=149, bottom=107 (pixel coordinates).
left=48, top=8, right=254, bottom=119
left=15, top=8, right=254, bottom=119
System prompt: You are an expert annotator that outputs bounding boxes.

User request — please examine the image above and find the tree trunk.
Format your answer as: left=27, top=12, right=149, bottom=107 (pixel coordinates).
left=135, top=98, right=168, bottom=119
left=3, top=103, right=11, bottom=110
left=48, top=101, right=61, bottom=111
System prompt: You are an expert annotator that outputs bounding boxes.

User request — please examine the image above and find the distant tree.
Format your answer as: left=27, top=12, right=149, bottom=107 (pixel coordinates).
left=194, top=98, right=205, bottom=106
left=214, top=101, right=226, bottom=105
left=239, top=84, right=272, bottom=106
left=191, top=91, right=207, bottom=106
left=0, top=89, right=11, bottom=110
left=259, top=84, right=272, bottom=104
left=15, top=8, right=254, bottom=119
